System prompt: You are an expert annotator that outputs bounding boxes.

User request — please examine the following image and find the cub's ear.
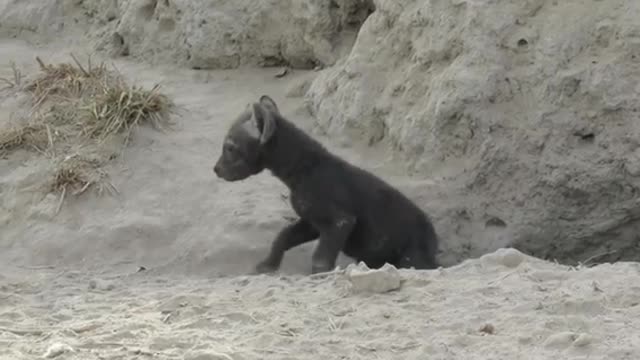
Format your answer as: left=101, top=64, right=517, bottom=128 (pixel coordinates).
left=250, top=102, right=277, bottom=144
left=259, top=95, right=280, bottom=114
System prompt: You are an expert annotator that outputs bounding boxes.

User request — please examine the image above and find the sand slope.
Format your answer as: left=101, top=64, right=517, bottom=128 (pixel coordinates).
left=1, top=37, right=640, bottom=360
left=0, top=38, right=360, bottom=277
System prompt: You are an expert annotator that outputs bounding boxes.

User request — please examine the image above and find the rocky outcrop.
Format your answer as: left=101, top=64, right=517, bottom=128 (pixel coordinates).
left=0, top=0, right=64, bottom=37
left=0, top=0, right=375, bottom=70
left=307, top=0, right=640, bottom=264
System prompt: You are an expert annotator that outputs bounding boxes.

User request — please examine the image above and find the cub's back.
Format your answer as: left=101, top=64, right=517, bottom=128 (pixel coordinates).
left=336, top=158, right=427, bottom=226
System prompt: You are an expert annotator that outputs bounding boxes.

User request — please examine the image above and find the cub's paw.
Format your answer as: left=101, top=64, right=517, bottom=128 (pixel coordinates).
left=311, top=260, right=334, bottom=275
left=253, top=260, right=279, bottom=275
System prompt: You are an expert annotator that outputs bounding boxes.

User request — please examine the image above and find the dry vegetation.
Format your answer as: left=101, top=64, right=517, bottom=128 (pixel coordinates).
left=0, top=54, right=174, bottom=203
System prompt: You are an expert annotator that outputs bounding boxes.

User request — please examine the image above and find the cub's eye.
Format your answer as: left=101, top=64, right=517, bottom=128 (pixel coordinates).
left=225, top=144, right=237, bottom=154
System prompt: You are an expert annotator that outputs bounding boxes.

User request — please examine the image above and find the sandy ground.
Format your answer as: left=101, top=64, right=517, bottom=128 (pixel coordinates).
left=2, top=250, right=640, bottom=360
left=1, top=38, right=640, bottom=359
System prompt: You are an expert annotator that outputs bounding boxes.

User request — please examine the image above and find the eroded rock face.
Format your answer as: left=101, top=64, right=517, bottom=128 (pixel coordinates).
left=0, top=0, right=64, bottom=37
left=307, top=0, right=640, bottom=265
left=3, top=0, right=374, bottom=70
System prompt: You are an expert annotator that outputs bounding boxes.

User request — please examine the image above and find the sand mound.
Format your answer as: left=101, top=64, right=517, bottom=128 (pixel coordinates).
left=2, top=249, right=640, bottom=359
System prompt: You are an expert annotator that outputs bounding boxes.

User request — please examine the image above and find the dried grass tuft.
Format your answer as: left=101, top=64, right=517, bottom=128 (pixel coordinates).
left=25, top=56, right=110, bottom=100
left=50, top=155, right=109, bottom=195
left=23, top=55, right=174, bottom=142
left=0, top=54, right=174, bottom=206
left=0, top=61, right=23, bottom=90
left=0, top=123, right=49, bottom=154
left=85, top=83, right=173, bottom=141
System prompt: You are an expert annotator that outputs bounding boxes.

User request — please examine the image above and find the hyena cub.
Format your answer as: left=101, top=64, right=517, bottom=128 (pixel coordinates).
left=214, top=95, right=440, bottom=274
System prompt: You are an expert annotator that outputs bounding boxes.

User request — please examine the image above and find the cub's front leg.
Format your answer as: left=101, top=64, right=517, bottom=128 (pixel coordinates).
left=254, top=219, right=319, bottom=274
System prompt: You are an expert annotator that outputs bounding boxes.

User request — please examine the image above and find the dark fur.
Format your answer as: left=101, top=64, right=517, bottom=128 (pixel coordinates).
left=214, top=96, right=440, bottom=274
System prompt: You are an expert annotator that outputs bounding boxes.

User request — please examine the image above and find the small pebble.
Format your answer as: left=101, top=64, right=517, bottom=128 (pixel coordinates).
left=480, top=248, right=525, bottom=268
left=88, top=279, right=115, bottom=291
left=346, top=262, right=402, bottom=293
left=573, top=333, right=593, bottom=347
left=184, top=350, right=234, bottom=360
left=500, top=248, right=525, bottom=268
left=544, top=332, right=577, bottom=349
left=479, top=323, right=495, bottom=334
left=43, top=342, right=73, bottom=358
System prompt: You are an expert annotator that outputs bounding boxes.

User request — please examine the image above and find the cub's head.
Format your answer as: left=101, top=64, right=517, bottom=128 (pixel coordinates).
left=213, top=95, right=280, bottom=181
